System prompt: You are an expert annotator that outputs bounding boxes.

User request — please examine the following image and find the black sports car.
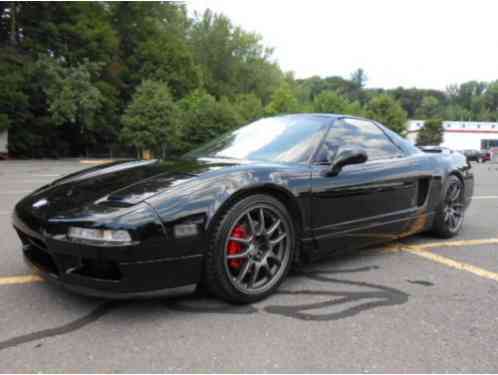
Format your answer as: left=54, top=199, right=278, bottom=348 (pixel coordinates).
left=13, top=114, right=474, bottom=303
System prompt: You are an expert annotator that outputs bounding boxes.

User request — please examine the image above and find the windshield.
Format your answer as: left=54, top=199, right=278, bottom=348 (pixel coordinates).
left=183, top=116, right=328, bottom=164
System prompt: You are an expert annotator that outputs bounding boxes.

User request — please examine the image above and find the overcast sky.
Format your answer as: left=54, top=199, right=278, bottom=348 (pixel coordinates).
left=187, top=0, right=498, bottom=90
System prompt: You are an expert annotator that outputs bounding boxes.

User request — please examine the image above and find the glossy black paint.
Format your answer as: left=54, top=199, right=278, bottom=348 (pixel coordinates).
left=12, top=114, right=474, bottom=298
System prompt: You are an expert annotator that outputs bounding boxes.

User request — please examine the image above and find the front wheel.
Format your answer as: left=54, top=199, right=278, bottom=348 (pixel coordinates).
left=432, top=175, right=465, bottom=238
left=204, top=194, right=295, bottom=304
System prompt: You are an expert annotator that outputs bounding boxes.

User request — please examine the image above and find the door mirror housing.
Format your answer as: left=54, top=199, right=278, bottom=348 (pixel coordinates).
left=327, top=147, right=368, bottom=176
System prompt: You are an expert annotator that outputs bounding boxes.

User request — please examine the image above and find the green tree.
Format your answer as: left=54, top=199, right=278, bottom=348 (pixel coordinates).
left=12, top=3, right=118, bottom=64
left=136, top=34, right=200, bottom=99
left=415, top=95, right=440, bottom=119
left=0, top=47, right=59, bottom=157
left=0, top=114, right=8, bottom=132
left=38, top=58, right=103, bottom=126
left=232, top=93, right=263, bottom=123
left=443, top=104, right=472, bottom=121
left=265, top=82, right=301, bottom=115
left=4, top=1, right=498, bottom=160
left=190, top=9, right=283, bottom=101
left=0, top=47, right=28, bottom=134
left=0, top=2, right=122, bottom=157
left=178, top=90, right=242, bottom=151
left=350, top=68, right=368, bottom=88
left=416, top=119, right=444, bottom=146
left=312, top=90, right=365, bottom=116
left=366, top=94, right=408, bottom=134
left=121, top=80, right=180, bottom=158
left=312, top=91, right=349, bottom=113
left=35, top=57, right=106, bottom=155
left=447, top=81, right=487, bottom=111
left=483, top=81, right=498, bottom=120
left=115, top=3, right=200, bottom=98
left=344, top=101, right=366, bottom=117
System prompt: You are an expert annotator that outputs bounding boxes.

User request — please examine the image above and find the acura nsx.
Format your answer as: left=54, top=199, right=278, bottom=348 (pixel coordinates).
left=13, top=114, right=473, bottom=303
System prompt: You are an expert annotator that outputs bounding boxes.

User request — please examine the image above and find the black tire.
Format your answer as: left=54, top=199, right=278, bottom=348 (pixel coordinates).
left=431, top=175, right=465, bottom=238
left=204, top=194, right=295, bottom=304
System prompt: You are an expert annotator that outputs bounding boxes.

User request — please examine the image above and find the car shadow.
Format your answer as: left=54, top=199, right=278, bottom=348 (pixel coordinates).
left=0, top=245, right=410, bottom=351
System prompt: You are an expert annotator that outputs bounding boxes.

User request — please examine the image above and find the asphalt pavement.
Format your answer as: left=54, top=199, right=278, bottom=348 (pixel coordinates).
left=0, top=160, right=497, bottom=372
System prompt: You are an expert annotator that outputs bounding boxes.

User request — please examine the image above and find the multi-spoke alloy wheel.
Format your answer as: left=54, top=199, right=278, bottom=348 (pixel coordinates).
left=204, top=194, right=295, bottom=303
left=224, top=205, right=290, bottom=294
left=443, top=179, right=464, bottom=232
left=433, top=175, right=465, bottom=238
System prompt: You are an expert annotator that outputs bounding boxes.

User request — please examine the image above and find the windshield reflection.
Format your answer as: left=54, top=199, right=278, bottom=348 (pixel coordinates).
left=184, top=115, right=328, bottom=164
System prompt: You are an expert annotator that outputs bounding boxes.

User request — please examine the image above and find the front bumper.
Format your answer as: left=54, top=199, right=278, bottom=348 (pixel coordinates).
left=13, top=212, right=203, bottom=299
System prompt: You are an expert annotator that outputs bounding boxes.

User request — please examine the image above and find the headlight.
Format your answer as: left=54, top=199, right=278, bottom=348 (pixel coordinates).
left=68, top=227, right=132, bottom=244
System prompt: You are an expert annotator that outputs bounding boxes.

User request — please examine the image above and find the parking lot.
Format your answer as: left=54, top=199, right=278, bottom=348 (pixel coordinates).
left=0, top=160, right=497, bottom=371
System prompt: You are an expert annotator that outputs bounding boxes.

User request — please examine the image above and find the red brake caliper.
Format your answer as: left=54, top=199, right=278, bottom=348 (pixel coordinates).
left=227, top=225, right=248, bottom=269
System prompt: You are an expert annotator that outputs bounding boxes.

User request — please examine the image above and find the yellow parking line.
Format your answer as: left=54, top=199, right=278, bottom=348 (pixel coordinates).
left=2, top=240, right=497, bottom=287
left=404, top=244, right=498, bottom=283
left=416, top=238, right=498, bottom=249
left=0, top=274, right=43, bottom=286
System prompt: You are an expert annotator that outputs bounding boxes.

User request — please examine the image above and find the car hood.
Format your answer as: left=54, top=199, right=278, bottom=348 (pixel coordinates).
left=16, top=158, right=240, bottom=220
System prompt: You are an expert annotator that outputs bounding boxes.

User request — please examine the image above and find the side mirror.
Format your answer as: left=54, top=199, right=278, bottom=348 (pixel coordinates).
left=327, top=146, right=367, bottom=176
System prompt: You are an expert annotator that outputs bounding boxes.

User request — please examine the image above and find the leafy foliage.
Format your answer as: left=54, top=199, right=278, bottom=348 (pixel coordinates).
left=37, top=57, right=104, bottom=128
left=178, top=90, right=242, bottom=151
left=350, top=68, right=368, bottom=88
left=312, top=91, right=364, bottom=116
left=415, top=96, right=440, bottom=119
left=416, top=119, right=444, bottom=146
left=190, top=10, right=282, bottom=102
left=121, top=80, right=180, bottom=158
left=0, top=47, right=28, bottom=133
left=366, top=95, right=408, bottom=134
left=0, top=113, right=9, bottom=132
left=232, top=93, right=264, bottom=123
left=264, top=82, right=301, bottom=115
left=1, top=2, right=497, bottom=159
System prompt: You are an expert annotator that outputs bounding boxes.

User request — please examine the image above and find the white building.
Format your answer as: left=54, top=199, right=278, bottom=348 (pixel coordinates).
left=0, top=130, right=7, bottom=154
left=406, top=120, right=498, bottom=150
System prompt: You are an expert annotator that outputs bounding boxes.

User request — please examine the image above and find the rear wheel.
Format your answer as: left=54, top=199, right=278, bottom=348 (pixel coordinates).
left=432, top=175, right=465, bottom=238
left=204, top=194, right=295, bottom=304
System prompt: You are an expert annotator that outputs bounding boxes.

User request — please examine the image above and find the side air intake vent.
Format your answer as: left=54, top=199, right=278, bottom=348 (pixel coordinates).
left=417, top=178, right=430, bottom=206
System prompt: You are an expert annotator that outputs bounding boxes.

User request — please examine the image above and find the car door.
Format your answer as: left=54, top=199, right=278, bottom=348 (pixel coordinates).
left=310, top=117, right=425, bottom=256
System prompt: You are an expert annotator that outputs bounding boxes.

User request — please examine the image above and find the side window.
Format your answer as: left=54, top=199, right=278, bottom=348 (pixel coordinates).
left=379, top=124, right=421, bottom=155
left=316, top=118, right=403, bottom=163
